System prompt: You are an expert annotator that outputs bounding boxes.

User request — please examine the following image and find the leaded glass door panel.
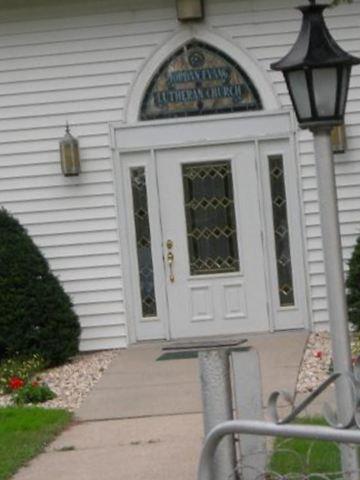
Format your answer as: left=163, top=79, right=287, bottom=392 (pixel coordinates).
left=183, top=161, right=240, bottom=276
left=156, top=142, right=269, bottom=338
left=120, top=150, right=168, bottom=341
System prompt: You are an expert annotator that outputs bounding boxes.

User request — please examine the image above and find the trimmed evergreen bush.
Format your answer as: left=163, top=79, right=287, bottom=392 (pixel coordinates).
left=0, top=208, right=80, bottom=366
left=347, top=236, right=360, bottom=330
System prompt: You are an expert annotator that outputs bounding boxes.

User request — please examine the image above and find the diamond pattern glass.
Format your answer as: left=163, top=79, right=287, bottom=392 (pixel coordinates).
left=269, top=156, right=295, bottom=307
left=182, top=161, right=240, bottom=275
left=130, top=167, right=157, bottom=317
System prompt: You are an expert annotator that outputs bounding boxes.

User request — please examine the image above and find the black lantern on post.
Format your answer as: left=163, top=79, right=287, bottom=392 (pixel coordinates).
left=271, top=0, right=359, bottom=130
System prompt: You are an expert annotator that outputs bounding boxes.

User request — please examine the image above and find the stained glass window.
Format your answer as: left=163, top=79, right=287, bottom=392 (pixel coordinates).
left=130, top=167, right=157, bottom=317
left=182, top=161, right=240, bottom=275
left=269, top=156, right=295, bottom=307
left=141, top=41, right=262, bottom=120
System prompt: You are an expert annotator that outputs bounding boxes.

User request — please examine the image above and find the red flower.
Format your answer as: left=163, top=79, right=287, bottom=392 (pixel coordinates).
left=314, top=350, right=323, bottom=359
left=8, top=376, right=24, bottom=390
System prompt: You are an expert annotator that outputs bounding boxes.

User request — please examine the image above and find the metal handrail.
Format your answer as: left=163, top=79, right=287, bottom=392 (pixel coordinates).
left=198, top=419, right=360, bottom=480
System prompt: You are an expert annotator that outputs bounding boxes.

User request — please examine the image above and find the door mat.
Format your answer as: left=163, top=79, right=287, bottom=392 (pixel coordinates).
left=156, top=351, right=198, bottom=361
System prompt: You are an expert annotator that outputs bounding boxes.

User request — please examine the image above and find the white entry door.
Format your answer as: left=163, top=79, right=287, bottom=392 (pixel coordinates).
left=155, top=142, right=269, bottom=338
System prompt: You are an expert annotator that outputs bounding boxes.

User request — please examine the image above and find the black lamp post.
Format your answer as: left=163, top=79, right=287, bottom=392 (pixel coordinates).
left=271, top=2, right=360, bottom=477
left=271, top=0, right=359, bottom=130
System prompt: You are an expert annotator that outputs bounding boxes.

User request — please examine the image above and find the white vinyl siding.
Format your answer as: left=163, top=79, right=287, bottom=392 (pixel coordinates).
left=0, top=0, right=359, bottom=348
left=0, top=0, right=177, bottom=350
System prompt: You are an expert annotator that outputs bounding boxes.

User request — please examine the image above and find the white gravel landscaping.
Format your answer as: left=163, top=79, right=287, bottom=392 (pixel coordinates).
left=0, top=349, right=120, bottom=411
left=296, top=331, right=332, bottom=394
left=296, top=330, right=360, bottom=394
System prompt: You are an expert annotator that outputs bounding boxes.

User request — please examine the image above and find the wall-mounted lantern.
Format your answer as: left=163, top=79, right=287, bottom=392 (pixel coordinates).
left=59, top=124, right=81, bottom=177
left=331, top=123, right=347, bottom=154
left=176, top=0, right=204, bottom=22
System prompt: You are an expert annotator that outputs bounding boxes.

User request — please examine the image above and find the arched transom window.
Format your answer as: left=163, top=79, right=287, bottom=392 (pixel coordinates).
left=140, top=41, right=262, bottom=121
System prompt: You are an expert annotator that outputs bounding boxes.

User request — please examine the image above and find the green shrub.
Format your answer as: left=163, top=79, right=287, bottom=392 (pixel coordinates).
left=12, top=382, right=56, bottom=405
left=0, top=208, right=81, bottom=366
left=0, top=354, right=45, bottom=394
left=347, top=236, right=360, bottom=330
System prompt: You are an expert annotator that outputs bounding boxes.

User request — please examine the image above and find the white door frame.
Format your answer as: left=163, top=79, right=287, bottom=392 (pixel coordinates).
left=111, top=110, right=311, bottom=343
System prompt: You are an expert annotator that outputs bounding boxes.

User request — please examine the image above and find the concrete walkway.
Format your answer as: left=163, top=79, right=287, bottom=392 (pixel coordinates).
left=13, top=331, right=308, bottom=480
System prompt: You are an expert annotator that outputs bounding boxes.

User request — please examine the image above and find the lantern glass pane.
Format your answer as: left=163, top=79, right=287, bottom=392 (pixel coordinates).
left=60, top=140, right=80, bottom=176
left=312, top=67, right=337, bottom=117
left=287, top=70, right=312, bottom=120
left=338, top=66, right=351, bottom=117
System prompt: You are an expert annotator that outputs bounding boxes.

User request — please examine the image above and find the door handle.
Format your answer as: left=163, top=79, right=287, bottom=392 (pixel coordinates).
left=166, top=240, right=175, bottom=283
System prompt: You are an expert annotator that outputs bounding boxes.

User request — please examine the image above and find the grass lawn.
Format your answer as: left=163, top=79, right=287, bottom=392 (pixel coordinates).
left=270, top=417, right=342, bottom=476
left=0, top=407, right=72, bottom=480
